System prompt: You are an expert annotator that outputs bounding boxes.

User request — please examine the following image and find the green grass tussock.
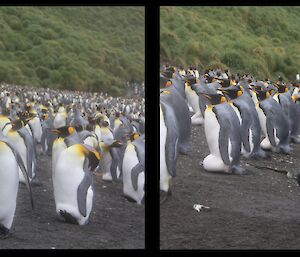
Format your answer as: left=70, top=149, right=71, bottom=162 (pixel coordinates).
left=160, top=6, right=300, bottom=81
left=0, top=6, right=144, bottom=96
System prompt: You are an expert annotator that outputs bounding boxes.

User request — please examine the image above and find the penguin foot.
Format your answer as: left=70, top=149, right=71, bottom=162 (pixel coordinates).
left=160, top=190, right=172, bottom=204
left=31, top=177, right=42, bottom=186
left=251, top=149, right=270, bottom=160
left=290, top=136, right=300, bottom=144
left=231, top=166, right=247, bottom=175
left=0, top=225, right=10, bottom=238
left=297, top=174, right=300, bottom=186
left=59, top=210, right=79, bottom=225
left=278, top=145, right=291, bottom=155
left=124, top=196, right=137, bottom=203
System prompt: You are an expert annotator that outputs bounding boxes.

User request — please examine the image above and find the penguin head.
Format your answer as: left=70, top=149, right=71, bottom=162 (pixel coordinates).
left=219, top=78, right=230, bottom=88
left=255, top=89, right=271, bottom=101
left=52, top=126, right=75, bottom=137
left=274, top=83, right=287, bottom=93
left=220, top=87, right=243, bottom=100
left=202, top=93, right=227, bottom=105
left=11, top=119, right=25, bottom=130
left=79, top=144, right=101, bottom=171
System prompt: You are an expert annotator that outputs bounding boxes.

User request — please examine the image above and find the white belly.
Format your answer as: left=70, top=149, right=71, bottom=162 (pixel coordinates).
left=186, top=88, right=200, bottom=114
left=29, top=117, right=42, bottom=143
left=160, top=106, right=171, bottom=192
left=54, top=150, right=92, bottom=225
left=203, top=109, right=229, bottom=171
left=0, top=142, right=19, bottom=229
left=123, top=144, right=144, bottom=204
left=53, top=113, right=66, bottom=128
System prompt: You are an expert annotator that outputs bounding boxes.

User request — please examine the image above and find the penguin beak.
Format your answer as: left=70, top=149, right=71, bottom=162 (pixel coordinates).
left=51, top=129, right=61, bottom=134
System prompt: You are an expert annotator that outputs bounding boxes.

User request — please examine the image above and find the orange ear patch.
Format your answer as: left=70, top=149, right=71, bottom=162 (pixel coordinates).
left=165, top=81, right=172, bottom=87
left=68, top=127, right=75, bottom=135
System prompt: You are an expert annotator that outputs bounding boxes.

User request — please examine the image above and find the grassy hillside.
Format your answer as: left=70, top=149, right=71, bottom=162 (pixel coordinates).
left=0, top=6, right=144, bottom=96
left=160, top=6, right=300, bottom=81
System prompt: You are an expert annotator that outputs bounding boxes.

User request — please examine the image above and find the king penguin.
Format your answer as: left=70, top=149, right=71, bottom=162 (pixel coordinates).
left=122, top=132, right=145, bottom=204
left=255, top=88, right=290, bottom=154
left=160, top=100, right=179, bottom=194
left=202, top=92, right=245, bottom=174
left=53, top=143, right=100, bottom=225
left=0, top=129, right=34, bottom=236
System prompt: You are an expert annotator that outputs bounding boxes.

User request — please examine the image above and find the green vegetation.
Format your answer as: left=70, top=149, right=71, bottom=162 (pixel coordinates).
left=160, top=6, right=300, bottom=81
left=0, top=6, right=144, bottom=96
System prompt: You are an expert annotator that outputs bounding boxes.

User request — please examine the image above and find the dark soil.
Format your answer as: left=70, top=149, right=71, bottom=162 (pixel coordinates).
left=0, top=153, right=144, bottom=249
left=160, top=124, right=300, bottom=249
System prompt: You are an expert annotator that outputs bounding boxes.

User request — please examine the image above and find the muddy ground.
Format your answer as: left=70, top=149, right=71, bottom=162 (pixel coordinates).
left=0, top=153, right=144, bottom=249
left=160, top=123, right=300, bottom=249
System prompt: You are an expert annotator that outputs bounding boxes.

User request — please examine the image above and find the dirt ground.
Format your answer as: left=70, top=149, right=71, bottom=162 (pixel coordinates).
left=160, top=123, right=300, bottom=249
left=0, top=153, right=144, bottom=249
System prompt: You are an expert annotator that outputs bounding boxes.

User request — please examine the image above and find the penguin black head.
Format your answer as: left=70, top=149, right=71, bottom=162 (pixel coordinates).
left=11, top=119, right=25, bottom=130
left=274, top=83, right=288, bottom=93
left=219, top=78, right=230, bottom=88
left=255, top=89, right=271, bottom=101
left=202, top=93, right=227, bottom=105
left=80, top=144, right=101, bottom=171
left=52, top=126, right=75, bottom=137
left=220, top=87, right=243, bottom=100
left=185, top=75, right=197, bottom=86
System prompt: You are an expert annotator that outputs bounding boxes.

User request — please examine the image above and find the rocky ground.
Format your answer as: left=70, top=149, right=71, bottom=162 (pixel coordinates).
left=160, top=124, right=300, bottom=249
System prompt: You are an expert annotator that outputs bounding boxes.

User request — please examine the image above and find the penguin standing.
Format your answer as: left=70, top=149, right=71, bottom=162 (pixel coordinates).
left=202, top=92, right=245, bottom=174
left=160, top=101, right=179, bottom=193
left=221, top=86, right=267, bottom=159
left=255, top=89, right=290, bottom=154
left=122, top=132, right=145, bottom=204
left=0, top=130, right=34, bottom=236
left=53, top=105, right=67, bottom=128
left=53, top=143, right=100, bottom=225
left=6, top=119, right=38, bottom=184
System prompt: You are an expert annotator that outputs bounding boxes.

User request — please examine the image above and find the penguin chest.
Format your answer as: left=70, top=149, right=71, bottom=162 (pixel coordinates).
left=160, top=106, right=171, bottom=192
left=185, top=87, right=200, bottom=113
left=94, top=125, right=101, bottom=141
left=54, top=113, right=67, bottom=128
left=204, top=109, right=221, bottom=157
left=256, top=105, right=267, bottom=136
left=0, top=142, right=19, bottom=218
left=29, top=117, right=42, bottom=142
left=123, top=143, right=144, bottom=203
left=54, top=151, right=85, bottom=204
left=0, top=116, right=10, bottom=131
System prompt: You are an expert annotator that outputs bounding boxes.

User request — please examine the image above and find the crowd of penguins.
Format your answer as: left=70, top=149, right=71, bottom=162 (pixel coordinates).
left=160, top=64, right=300, bottom=197
left=0, top=83, right=145, bottom=236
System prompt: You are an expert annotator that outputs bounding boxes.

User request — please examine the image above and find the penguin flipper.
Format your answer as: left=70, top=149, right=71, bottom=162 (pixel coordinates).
left=266, top=118, right=276, bottom=147
left=77, top=170, right=93, bottom=218
left=109, top=147, right=119, bottom=182
left=131, top=163, right=144, bottom=191
left=161, top=102, right=179, bottom=177
left=240, top=111, right=251, bottom=153
left=218, top=121, right=231, bottom=166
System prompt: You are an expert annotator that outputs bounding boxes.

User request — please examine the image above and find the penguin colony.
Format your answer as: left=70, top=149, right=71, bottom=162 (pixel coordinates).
left=160, top=64, right=300, bottom=195
left=0, top=83, right=145, bottom=236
